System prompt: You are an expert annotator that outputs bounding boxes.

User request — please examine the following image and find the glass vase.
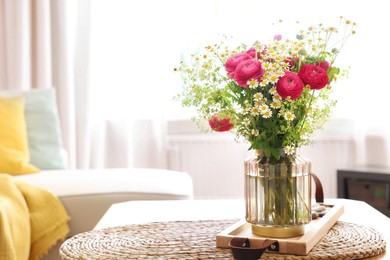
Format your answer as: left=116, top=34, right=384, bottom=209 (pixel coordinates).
left=245, top=150, right=311, bottom=238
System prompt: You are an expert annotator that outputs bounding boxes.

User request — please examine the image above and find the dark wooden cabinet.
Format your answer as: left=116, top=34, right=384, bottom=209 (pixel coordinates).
left=337, top=167, right=390, bottom=217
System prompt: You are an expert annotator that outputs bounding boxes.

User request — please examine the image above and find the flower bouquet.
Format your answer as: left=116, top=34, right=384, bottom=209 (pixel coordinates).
left=174, top=17, right=356, bottom=237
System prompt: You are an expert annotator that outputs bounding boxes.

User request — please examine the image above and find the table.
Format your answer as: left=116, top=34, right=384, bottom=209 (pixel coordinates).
left=93, top=198, right=389, bottom=259
left=94, top=199, right=245, bottom=228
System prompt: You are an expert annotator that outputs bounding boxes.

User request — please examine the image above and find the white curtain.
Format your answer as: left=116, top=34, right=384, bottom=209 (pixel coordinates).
left=0, top=0, right=90, bottom=169
left=0, top=0, right=168, bottom=170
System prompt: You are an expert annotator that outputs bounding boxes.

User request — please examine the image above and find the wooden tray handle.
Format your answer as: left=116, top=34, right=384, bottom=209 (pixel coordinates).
left=311, top=173, right=324, bottom=203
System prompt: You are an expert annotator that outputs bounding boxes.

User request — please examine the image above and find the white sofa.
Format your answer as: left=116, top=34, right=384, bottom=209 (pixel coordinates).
left=14, top=167, right=193, bottom=260
left=1, top=88, right=194, bottom=258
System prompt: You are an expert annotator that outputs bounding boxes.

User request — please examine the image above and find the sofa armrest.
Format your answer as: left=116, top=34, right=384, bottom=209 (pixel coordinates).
left=14, top=168, right=193, bottom=236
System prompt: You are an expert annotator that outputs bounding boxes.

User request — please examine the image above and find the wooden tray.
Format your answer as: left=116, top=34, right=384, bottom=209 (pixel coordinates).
left=216, top=202, right=344, bottom=256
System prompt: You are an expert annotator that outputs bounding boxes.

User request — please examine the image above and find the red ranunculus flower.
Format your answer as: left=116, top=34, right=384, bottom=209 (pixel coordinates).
left=315, top=60, right=332, bottom=71
left=298, top=64, right=330, bottom=90
left=225, top=53, right=252, bottom=79
left=208, top=114, right=234, bottom=132
left=276, top=71, right=304, bottom=100
left=233, top=59, right=264, bottom=88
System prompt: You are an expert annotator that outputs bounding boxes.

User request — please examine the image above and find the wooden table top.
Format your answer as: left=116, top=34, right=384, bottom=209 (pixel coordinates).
left=94, top=198, right=389, bottom=259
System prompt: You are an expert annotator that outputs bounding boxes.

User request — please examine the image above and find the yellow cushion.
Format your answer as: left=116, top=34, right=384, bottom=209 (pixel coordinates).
left=0, top=96, right=39, bottom=174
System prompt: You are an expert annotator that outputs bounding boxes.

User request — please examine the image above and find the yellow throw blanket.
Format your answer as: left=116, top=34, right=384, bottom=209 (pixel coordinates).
left=0, top=174, right=70, bottom=260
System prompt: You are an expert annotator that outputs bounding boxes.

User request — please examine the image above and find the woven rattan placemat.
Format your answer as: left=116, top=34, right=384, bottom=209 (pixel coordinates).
left=59, top=219, right=386, bottom=259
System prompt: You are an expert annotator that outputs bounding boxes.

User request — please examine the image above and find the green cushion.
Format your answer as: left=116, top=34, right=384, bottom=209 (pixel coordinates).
left=24, top=88, right=67, bottom=169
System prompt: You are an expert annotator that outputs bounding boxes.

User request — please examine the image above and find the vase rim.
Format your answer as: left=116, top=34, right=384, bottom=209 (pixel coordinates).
left=255, top=149, right=287, bottom=156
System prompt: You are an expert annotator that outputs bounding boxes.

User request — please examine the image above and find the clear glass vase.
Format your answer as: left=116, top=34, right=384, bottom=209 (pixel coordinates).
left=245, top=150, right=312, bottom=238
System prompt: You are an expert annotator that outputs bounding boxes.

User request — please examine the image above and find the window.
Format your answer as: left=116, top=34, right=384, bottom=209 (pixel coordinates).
left=89, top=0, right=390, bottom=130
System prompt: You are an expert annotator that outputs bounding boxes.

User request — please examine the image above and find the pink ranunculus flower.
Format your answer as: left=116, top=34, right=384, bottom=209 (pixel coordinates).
left=274, top=34, right=282, bottom=41
left=298, top=64, right=330, bottom=90
left=246, top=47, right=262, bottom=60
left=225, top=53, right=252, bottom=79
left=208, top=114, right=234, bottom=132
left=233, top=59, right=264, bottom=88
left=276, top=71, right=304, bottom=100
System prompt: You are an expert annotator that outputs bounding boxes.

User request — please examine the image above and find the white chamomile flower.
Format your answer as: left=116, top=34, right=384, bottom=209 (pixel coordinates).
left=273, top=94, right=281, bottom=101
left=263, top=62, right=271, bottom=70
left=259, top=104, right=269, bottom=112
left=284, top=112, right=295, bottom=121
left=248, top=79, right=259, bottom=89
left=251, top=129, right=259, bottom=136
left=260, top=79, right=268, bottom=87
left=241, top=107, right=249, bottom=114
left=269, top=51, right=278, bottom=59
left=281, top=61, right=289, bottom=68
left=261, top=109, right=272, bottom=118
left=255, top=100, right=263, bottom=107
left=253, top=92, right=263, bottom=101
left=268, top=74, right=279, bottom=83
left=270, top=100, right=281, bottom=109
left=284, top=146, right=296, bottom=155
left=242, top=118, right=250, bottom=126
left=269, top=87, right=277, bottom=95
left=274, top=56, right=283, bottom=62
left=251, top=107, right=260, bottom=116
